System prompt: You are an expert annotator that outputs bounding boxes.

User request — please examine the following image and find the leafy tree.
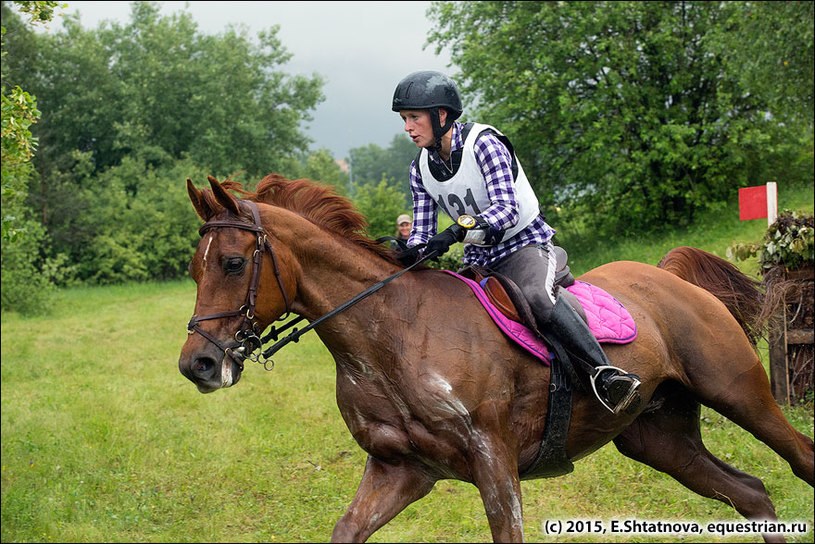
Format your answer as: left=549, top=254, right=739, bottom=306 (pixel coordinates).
left=427, top=1, right=812, bottom=236
left=352, top=177, right=411, bottom=240
left=1, top=1, right=326, bottom=286
left=711, top=1, right=814, bottom=126
left=0, top=82, right=38, bottom=240
left=1, top=0, right=63, bottom=314
left=297, top=148, right=350, bottom=196
left=7, top=2, right=324, bottom=181
left=348, top=133, right=416, bottom=203
left=1, top=0, right=61, bottom=241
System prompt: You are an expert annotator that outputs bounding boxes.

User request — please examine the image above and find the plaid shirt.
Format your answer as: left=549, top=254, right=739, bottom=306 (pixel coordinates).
left=407, top=122, right=555, bottom=268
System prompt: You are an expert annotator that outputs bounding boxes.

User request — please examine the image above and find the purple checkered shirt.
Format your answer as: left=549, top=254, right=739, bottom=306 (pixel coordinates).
left=407, top=122, right=555, bottom=268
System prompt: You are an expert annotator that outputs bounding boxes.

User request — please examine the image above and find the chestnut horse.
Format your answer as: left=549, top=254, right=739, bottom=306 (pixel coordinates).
left=179, top=174, right=813, bottom=543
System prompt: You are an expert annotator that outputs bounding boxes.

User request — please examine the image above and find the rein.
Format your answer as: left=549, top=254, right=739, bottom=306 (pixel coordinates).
left=260, top=246, right=434, bottom=364
left=187, top=199, right=435, bottom=371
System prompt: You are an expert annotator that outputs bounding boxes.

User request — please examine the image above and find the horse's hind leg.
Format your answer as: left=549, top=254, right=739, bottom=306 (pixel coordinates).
left=685, top=348, right=814, bottom=486
left=613, top=382, right=786, bottom=543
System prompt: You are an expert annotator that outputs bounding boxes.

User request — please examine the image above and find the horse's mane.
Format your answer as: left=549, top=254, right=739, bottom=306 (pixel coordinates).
left=202, top=174, right=398, bottom=262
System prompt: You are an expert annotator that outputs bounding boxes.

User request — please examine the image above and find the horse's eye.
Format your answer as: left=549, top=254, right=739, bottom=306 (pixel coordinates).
left=224, top=257, right=247, bottom=275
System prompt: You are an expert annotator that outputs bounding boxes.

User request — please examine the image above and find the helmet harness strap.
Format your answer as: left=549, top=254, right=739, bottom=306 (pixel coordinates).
left=429, top=107, right=455, bottom=154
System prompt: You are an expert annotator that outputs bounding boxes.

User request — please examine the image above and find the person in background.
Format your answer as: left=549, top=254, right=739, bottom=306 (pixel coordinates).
left=391, top=70, right=641, bottom=415
left=396, top=214, right=412, bottom=243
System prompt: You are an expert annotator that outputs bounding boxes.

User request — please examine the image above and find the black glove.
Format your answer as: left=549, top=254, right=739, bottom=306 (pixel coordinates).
left=396, top=245, right=422, bottom=267
left=425, top=224, right=466, bottom=259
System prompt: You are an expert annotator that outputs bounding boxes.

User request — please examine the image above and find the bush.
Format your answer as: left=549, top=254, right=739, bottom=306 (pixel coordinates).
left=1, top=219, right=63, bottom=315
left=728, top=209, right=814, bottom=272
left=46, top=154, right=207, bottom=285
left=352, top=178, right=410, bottom=240
left=426, top=243, right=465, bottom=271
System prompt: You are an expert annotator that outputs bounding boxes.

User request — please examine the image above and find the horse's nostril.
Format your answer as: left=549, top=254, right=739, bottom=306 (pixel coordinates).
left=193, top=357, right=215, bottom=377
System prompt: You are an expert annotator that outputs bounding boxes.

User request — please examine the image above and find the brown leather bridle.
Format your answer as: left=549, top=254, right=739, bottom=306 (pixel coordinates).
left=186, top=200, right=298, bottom=371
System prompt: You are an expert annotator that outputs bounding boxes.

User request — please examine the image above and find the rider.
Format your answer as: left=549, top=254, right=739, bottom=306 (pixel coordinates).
left=392, top=70, right=641, bottom=414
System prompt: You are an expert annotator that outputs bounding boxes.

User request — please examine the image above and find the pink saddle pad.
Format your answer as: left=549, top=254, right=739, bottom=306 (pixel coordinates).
left=445, top=272, right=637, bottom=365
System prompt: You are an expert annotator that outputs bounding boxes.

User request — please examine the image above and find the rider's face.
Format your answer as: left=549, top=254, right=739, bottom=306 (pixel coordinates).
left=400, top=109, right=446, bottom=148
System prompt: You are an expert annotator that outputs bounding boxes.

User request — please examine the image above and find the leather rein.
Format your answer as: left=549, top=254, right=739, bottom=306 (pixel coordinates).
left=187, top=199, right=434, bottom=371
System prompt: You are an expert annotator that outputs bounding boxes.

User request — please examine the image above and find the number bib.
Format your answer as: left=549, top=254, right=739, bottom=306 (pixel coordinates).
left=418, top=123, right=539, bottom=246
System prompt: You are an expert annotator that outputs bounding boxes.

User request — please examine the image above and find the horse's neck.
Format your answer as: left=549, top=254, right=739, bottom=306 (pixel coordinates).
left=272, top=212, right=399, bottom=327
left=297, top=239, right=402, bottom=360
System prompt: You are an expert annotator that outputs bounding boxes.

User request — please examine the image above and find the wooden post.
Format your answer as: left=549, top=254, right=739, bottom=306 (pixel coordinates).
left=768, top=304, right=790, bottom=405
left=767, top=266, right=814, bottom=405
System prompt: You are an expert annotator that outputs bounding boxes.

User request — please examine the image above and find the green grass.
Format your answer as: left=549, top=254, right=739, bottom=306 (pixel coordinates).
left=2, top=182, right=813, bottom=543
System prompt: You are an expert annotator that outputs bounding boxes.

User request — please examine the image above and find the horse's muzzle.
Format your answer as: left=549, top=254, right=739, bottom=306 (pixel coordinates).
left=179, top=347, right=243, bottom=393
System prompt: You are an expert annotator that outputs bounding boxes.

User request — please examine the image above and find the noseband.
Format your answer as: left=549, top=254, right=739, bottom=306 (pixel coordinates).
left=186, top=200, right=300, bottom=371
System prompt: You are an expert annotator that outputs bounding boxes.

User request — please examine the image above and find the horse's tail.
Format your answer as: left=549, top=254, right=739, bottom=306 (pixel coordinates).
left=657, top=246, right=767, bottom=346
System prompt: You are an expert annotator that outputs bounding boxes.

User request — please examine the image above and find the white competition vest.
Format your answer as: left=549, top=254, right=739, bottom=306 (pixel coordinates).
left=418, top=123, right=539, bottom=246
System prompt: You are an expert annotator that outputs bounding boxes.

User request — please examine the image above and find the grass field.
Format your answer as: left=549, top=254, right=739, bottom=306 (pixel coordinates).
left=2, top=181, right=813, bottom=543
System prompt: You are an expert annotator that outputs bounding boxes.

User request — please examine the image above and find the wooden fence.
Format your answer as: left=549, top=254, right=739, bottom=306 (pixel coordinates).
left=768, top=266, right=814, bottom=405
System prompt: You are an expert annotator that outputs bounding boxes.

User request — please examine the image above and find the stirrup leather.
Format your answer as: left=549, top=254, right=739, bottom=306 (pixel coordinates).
left=589, top=365, right=641, bottom=414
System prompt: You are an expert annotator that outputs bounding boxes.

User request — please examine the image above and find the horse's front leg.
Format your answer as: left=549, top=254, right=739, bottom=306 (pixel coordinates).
left=470, top=426, right=525, bottom=542
left=331, top=455, right=436, bottom=543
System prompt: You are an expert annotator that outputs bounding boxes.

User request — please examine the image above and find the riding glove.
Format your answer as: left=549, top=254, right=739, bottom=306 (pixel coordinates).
left=425, top=223, right=466, bottom=259
left=396, top=245, right=422, bottom=267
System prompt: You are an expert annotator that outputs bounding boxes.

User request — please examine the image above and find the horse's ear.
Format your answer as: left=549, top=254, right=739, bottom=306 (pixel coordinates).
left=187, top=178, right=210, bottom=221
left=208, top=175, right=241, bottom=216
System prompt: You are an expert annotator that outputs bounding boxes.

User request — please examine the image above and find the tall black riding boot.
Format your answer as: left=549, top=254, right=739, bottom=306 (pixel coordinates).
left=546, top=295, right=641, bottom=414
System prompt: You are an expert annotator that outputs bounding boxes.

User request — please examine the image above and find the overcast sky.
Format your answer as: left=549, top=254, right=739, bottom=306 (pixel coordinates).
left=51, top=1, right=454, bottom=160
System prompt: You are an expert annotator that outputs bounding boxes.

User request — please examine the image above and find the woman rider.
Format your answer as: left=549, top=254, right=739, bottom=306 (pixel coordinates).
left=392, top=70, right=641, bottom=415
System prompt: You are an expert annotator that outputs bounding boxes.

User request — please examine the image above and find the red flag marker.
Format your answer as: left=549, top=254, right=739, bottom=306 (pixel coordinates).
left=739, top=183, right=778, bottom=225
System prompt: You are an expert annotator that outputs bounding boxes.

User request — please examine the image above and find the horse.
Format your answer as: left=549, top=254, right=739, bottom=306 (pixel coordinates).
left=178, top=174, right=813, bottom=543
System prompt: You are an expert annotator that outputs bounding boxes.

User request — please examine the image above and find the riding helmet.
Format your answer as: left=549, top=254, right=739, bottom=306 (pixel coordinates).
left=393, top=71, right=463, bottom=150
left=392, top=70, right=463, bottom=119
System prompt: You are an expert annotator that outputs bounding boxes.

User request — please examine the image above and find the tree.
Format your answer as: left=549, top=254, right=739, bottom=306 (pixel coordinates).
left=348, top=133, right=416, bottom=204
left=1, top=1, right=326, bottom=285
left=298, top=148, right=350, bottom=196
left=353, top=177, right=411, bottom=240
left=7, top=2, right=324, bottom=181
left=1, top=0, right=61, bottom=241
left=427, top=1, right=812, bottom=236
left=713, top=1, right=814, bottom=126
left=1, top=0, right=64, bottom=315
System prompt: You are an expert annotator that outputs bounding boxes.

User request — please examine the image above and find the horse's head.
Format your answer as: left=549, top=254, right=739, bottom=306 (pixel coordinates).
left=179, top=176, right=297, bottom=393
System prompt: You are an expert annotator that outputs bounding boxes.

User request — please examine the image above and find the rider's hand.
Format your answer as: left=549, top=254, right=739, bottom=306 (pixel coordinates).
left=396, top=245, right=422, bottom=267
left=425, top=224, right=466, bottom=259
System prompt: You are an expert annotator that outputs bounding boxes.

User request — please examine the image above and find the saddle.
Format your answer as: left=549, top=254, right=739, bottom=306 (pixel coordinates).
left=458, top=245, right=587, bottom=333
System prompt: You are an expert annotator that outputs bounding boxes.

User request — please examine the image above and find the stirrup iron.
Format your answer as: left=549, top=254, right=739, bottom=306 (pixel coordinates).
left=589, top=365, right=641, bottom=414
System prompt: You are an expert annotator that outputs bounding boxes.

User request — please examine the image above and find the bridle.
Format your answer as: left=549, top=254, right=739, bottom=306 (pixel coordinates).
left=186, top=198, right=437, bottom=371
left=186, top=200, right=301, bottom=371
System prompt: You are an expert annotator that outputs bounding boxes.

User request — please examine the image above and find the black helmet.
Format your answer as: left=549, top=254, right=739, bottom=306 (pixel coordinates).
left=392, top=71, right=463, bottom=118
left=392, top=71, right=463, bottom=151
